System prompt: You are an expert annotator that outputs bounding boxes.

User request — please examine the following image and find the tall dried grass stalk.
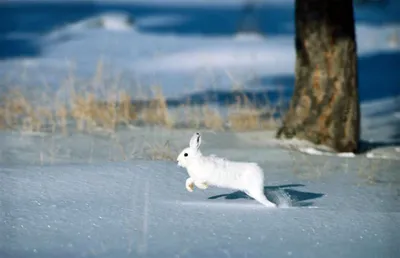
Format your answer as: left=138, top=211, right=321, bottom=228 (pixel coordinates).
left=56, top=104, right=68, bottom=134
left=141, top=87, right=173, bottom=128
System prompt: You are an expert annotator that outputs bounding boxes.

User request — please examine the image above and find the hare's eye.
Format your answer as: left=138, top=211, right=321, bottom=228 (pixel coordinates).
left=184, top=153, right=188, bottom=157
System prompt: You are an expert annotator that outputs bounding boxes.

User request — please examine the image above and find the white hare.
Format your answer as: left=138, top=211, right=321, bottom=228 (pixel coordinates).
left=177, top=132, right=276, bottom=208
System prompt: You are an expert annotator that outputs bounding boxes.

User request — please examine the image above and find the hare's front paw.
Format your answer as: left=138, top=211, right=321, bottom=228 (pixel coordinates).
left=185, top=177, right=195, bottom=192
left=195, top=181, right=208, bottom=190
left=186, top=183, right=194, bottom=192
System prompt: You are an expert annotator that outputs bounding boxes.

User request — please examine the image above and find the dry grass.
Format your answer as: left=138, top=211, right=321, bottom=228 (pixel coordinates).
left=0, top=109, right=5, bottom=129
left=0, top=60, right=286, bottom=135
left=0, top=90, right=49, bottom=132
left=144, top=139, right=178, bottom=161
left=141, top=87, right=173, bottom=128
left=70, top=91, right=137, bottom=133
left=202, top=105, right=224, bottom=131
left=0, top=87, right=284, bottom=134
left=227, top=93, right=281, bottom=131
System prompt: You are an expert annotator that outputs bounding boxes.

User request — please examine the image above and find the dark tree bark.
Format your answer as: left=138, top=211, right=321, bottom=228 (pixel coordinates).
left=276, top=0, right=360, bottom=153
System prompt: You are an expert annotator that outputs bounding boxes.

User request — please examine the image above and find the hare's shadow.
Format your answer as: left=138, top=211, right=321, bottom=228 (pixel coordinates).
left=208, top=184, right=324, bottom=207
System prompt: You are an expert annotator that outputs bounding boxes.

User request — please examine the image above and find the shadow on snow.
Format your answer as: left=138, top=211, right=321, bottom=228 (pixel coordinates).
left=208, top=184, right=325, bottom=207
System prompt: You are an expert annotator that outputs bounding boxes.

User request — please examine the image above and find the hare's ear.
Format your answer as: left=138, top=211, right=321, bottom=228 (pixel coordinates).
left=189, top=132, right=201, bottom=149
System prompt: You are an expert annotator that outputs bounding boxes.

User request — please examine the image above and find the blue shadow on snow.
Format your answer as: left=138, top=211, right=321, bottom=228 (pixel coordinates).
left=208, top=184, right=325, bottom=207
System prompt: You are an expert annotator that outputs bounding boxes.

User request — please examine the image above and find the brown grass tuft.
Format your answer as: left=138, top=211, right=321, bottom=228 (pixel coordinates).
left=228, top=109, right=260, bottom=131
left=69, top=90, right=139, bottom=133
left=0, top=84, right=285, bottom=134
left=0, top=108, right=6, bottom=130
left=145, top=140, right=177, bottom=161
left=70, top=93, right=96, bottom=132
left=227, top=93, right=279, bottom=131
left=118, top=91, right=137, bottom=124
left=56, top=104, right=68, bottom=134
left=1, top=90, right=47, bottom=132
left=141, top=87, right=173, bottom=128
left=202, top=105, right=224, bottom=131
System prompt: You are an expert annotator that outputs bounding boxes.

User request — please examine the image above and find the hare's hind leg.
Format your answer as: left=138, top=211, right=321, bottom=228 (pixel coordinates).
left=194, top=181, right=208, bottom=190
left=248, top=189, right=276, bottom=208
left=185, top=177, right=195, bottom=192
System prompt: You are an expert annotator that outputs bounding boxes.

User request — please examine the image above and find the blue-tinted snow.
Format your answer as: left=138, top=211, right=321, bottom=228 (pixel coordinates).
left=1, top=159, right=399, bottom=258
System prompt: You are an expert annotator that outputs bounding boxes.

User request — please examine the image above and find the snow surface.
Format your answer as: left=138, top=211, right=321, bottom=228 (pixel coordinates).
left=1, top=0, right=400, bottom=257
left=1, top=155, right=399, bottom=258
left=1, top=129, right=400, bottom=258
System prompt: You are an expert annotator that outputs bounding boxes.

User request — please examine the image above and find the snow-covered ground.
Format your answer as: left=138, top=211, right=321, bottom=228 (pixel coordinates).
left=0, top=0, right=399, bottom=140
left=1, top=140, right=399, bottom=258
left=1, top=128, right=400, bottom=258
left=1, top=0, right=400, bottom=257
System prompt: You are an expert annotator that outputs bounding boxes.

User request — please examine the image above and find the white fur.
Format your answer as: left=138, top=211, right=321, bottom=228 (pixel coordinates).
left=177, top=132, right=276, bottom=208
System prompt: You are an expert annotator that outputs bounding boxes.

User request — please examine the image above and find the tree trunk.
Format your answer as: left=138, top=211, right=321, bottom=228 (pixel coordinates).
left=276, top=0, right=360, bottom=153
